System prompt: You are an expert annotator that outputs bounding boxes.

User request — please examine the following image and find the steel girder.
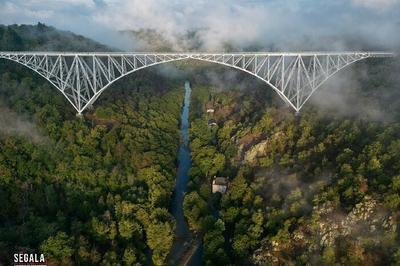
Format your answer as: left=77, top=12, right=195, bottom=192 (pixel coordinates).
left=0, top=51, right=393, bottom=114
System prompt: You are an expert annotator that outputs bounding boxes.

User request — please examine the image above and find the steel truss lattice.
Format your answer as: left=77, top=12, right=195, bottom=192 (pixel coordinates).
left=0, top=51, right=394, bottom=114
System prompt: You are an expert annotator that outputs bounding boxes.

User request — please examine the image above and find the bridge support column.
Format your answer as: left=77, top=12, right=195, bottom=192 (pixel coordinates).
left=76, top=113, right=83, bottom=118
left=294, top=111, right=301, bottom=125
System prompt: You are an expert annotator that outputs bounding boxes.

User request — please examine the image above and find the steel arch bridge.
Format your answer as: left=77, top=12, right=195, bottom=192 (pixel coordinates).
left=0, top=51, right=394, bottom=115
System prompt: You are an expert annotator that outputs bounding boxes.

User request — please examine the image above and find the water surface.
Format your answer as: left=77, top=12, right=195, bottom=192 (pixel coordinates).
left=170, top=81, right=202, bottom=265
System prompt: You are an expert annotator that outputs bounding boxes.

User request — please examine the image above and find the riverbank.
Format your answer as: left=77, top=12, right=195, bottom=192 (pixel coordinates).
left=169, top=81, right=202, bottom=265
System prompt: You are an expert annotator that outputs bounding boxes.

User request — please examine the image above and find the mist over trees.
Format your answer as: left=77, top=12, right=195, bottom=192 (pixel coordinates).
left=183, top=58, right=400, bottom=265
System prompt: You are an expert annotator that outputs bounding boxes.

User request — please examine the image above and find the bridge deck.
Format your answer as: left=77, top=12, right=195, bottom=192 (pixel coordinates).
left=0, top=51, right=395, bottom=57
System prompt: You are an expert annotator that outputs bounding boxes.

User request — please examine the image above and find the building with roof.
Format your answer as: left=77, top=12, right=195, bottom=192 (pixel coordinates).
left=212, top=177, right=228, bottom=194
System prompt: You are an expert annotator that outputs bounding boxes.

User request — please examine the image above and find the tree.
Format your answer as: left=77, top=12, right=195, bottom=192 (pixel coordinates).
left=123, top=246, right=137, bottom=265
left=118, top=219, right=142, bottom=240
left=146, top=222, right=174, bottom=265
left=183, top=191, right=208, bottom=230
left=322, top=247, right=336, bottom=265
left=40, top=232, right=73, bottom=263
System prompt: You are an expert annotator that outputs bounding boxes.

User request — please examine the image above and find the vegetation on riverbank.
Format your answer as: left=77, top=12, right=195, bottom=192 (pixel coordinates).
left=0, top=24, right=184, bottom=265
left=184, top=56, right=400, bottom=264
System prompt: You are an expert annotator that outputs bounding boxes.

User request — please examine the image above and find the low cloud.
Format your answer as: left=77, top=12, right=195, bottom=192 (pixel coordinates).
left=0, top=0, right=399, bottom=51
left=351, top=0, right=400, bottom=11
left=91, top=0, right=400, bottom=51
left=308, top=58, right=398, bottom=121
left=254, top=166, right=333, bottom=215
left=0, top=105, right=48, bottom=144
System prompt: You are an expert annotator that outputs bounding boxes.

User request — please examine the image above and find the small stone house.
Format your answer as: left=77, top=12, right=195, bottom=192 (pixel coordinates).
left=212, top=177, right=228, bottom=194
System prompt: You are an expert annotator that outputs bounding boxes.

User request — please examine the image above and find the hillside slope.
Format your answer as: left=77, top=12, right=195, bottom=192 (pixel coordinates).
left=0, top=23, right=111, bottom=52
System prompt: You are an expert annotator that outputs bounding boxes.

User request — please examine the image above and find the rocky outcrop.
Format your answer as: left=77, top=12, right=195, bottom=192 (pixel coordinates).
left=244, top=140, right=268, bottom=165
left=313, top=196, right=396, bottom=247
left=252, top=196, right=397, bottom=265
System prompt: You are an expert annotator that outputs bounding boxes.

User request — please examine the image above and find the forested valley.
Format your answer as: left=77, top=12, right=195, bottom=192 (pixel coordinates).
left=184, top=58, right=400, bottom=265
left=0, top=23, right=400, bottom=266
left=0, top=24, right=184, bottom=265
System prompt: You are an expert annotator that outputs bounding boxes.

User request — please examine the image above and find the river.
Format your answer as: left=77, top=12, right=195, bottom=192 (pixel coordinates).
left=170, top=81, right=202, bottom=265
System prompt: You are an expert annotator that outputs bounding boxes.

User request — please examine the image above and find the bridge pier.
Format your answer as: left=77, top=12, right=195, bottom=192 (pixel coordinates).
left=294, top=111, right=301, bottom=125
left=76, top=113, right=83, bottom=118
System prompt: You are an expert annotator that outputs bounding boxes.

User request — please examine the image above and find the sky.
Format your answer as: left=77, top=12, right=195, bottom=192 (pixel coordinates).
left=0, top=0, right=399, bottom=51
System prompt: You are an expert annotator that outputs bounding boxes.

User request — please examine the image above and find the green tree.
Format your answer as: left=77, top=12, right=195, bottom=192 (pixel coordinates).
left=40, top=232, right=73, bottom=263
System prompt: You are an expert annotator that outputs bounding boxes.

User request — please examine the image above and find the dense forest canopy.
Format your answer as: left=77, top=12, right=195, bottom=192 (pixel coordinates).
left=0, top=24, right=184, bottom=265
left=183, top=54, right=400, bottom=265
left=0, top=23, right=399, bottom=265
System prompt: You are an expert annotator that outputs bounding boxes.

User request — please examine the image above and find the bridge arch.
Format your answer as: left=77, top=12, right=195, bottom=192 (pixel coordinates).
left=0, top=52, right=393, bottom=114
left=74, top=57, right=191, bottom=113
left=81, top=56, right=296, bottom=113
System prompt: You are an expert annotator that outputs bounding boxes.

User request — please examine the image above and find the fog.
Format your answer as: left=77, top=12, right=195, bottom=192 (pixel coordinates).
left=0, top=104, right=48, bottom=144
left=0, top=0, right=399, bottom=52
